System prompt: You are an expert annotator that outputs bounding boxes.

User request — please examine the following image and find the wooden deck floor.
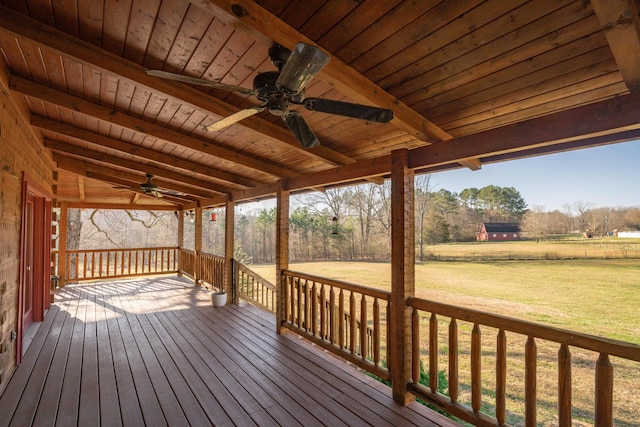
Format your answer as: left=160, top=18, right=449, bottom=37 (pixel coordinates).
left=0, top=276, right=458, bottom=427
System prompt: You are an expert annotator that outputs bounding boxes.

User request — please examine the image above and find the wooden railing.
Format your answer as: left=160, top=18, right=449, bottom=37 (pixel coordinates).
left=281, top=270, right=390, bottom=379
left=408, top=297, right=640, bottom=426
left=197, top=252, right=225, bottom=290
left=236, top=261, right=276, bottom=313
left=178, top=248, right=196, bottom=279
left=65, top=247, right=178, bottom=282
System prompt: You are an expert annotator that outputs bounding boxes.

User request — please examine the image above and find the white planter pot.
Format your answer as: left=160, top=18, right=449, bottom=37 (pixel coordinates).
left=211, top=291, right=227, bottom=307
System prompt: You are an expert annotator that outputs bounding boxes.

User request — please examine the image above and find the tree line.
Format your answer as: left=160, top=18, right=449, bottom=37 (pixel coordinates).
left=62, top=176, right=640, bottom=264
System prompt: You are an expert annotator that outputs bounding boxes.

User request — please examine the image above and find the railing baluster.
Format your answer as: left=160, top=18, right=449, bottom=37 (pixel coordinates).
left=373, top=298, right=380, bottom=367
left=412, top=308, right=420, bottom=383
left=296, top=278, right=302, bottom=327
left=449, top=318, right=458, bottom=403
left=558, top=344, right=572, bottom=427
left=330, top=286, right=336, bottom=345
left=525, top=336, right=537, bottom=427
left=349, top=291, right=356, bottom=354
left=311, top=281, right=318, bottom=336
left=360, top=294, right=367, bottom=359
left=429, top=313, right=438, bottom=393
left=595, top=353, right=613, bottom=426
left=304, top=279, right=310, bottom=331
left=471, top=323, right=482, bottom=413
left=320, top=285, right=326, bottom=340
left=82, top=252, right=87, bottom=278
left=289, top=276, right=295, bottom=323
left=338, top=288, right=345, bottom=350
left=496, top=329, right=507, bottom=425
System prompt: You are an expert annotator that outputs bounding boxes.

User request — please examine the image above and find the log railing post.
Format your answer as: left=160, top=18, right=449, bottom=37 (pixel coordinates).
left=177, top=209, right=184, bottom=276
left=411, top=308, right=420, bottom=383
left=496, top=329, right=507, bottom=425
left=595, top=353, right=613, bottom=426
left=58, top=201, right=68, bottom=287
left=224, top=198, right=235, bottom=304
left=275, top=181, right=289, bottom=333
left=558, top=344, right=572, bottom=426
left=429, top=313, right=438, bottom=393
left=194, top=206, right=202, bottom=286
left=389, top=148, right=415, bottom=405
left=525, top=336, right=537, bottom=427
left=448, top=318, right=458, bottom=403
left=471, top=323, right=482, bottom=413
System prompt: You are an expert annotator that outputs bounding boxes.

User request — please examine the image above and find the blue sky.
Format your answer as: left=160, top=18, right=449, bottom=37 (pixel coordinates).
left=430, top=140, right=640, bottom=212
left=242, top=140, right=640, bottom=213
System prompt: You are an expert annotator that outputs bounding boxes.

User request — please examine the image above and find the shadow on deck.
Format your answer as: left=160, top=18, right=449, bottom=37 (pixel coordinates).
left=0, top=275, right=458, bottom=426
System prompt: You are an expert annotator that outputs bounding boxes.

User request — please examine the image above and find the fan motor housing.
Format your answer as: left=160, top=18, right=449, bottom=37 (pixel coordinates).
left=253, top=71, right=303, bottom=116
left=253, top=71, right=280, bottom=98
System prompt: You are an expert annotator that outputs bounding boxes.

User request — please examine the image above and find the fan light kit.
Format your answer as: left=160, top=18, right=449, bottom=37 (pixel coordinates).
left=147, top=42, right=394, bottom=149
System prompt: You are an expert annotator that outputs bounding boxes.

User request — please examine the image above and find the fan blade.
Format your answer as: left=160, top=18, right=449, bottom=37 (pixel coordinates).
left=282, top=111, right=320, bottom=149
left=146, top=70, right=255, bottom=95
left=206, top=106, right=265, bottom=132
left=276, top=43, right=330, bottom=94
left=156, top=187, right=187, bottom=196
left=303, top=98, right=394, bottom=123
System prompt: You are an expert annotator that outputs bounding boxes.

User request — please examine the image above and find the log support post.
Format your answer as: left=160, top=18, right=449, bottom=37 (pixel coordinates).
left=389, top=149, right=415, bottom=405
left=275, top=181, right=289, bottom=334
left=194, top=206, right=202, bottom=286
left=224, top=198, right=235, bottom=304
left=177, top=209, right=184, bottom=276
left=58, top=202, right=68, bottom=287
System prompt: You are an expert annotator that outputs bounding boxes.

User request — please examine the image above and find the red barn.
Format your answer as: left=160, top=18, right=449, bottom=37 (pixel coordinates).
left=477, top=223, right=521, bottom=241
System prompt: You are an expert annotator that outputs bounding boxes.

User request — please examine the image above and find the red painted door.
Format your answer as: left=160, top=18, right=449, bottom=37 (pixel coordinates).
left=23, top=194, right=35, bottom=333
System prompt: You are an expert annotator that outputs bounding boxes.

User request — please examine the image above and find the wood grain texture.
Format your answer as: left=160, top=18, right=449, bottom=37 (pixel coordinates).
left=0, top=276, right=457, bottom=427
left=0, top=0, right=635, bottom=206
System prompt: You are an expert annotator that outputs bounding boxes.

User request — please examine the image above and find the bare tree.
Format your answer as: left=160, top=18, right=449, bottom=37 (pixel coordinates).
left=414, top=175, right=433, bottom=260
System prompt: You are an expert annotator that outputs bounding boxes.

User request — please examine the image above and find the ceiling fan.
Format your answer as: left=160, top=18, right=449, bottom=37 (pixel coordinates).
left=114, top=173, right=186, bottom=199
left=146, top=43, right=394, bottom=149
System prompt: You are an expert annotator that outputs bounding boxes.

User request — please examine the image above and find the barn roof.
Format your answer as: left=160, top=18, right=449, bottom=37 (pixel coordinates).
left=481, top=223, right=521, bottom=233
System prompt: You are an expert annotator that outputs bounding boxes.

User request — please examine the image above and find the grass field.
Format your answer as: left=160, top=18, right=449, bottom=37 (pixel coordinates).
left=251, top=258, right=640, bottom=343
left=248, top=244, right=640, bottom=426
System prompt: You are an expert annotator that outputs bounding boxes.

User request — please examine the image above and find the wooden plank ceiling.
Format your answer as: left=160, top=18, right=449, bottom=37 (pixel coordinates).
left=0, top=0, right=639, bottom=208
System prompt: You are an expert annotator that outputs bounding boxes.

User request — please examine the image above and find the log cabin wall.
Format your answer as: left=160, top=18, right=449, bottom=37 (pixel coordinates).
left=0, top=75, right=53, bottom=393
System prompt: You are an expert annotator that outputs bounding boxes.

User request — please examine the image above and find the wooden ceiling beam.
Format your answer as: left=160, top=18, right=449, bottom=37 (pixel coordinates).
left=228, top=92, right=640, bottom=199
left=88, top=172, right=198, bottom=205
left=52, top=153, right=218, bottom=199
left=9, top=75, right=296, bottom=178
left=591, top=0, right=640, bottom=92
left=458, top=158, right=482, bottom=171
left=0, top=4, right=356, bottom=167
left=32, top=115, right=257, bottom=188
left=409, top=92, right=640, bottom=170
left=77, top=175, right=85, bottom=201
left=46, top=139, right=228, bottom=194
left=194, top=0, right=453, bottom=143
left=66, top=202, right=178, bottom=211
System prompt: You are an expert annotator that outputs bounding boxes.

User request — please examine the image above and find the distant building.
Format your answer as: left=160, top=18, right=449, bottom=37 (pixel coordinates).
left=616, top=230, right=640, bottom=239
left=477, top=222, right=521, bottom=241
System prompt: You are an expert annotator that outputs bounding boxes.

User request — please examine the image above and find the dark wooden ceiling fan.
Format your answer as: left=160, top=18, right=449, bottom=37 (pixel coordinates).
left=147, top=43, right=394, bottom=149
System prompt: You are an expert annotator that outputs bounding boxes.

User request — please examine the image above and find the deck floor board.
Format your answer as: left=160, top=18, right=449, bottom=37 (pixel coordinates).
left=0, top=276, right=459, bottom=427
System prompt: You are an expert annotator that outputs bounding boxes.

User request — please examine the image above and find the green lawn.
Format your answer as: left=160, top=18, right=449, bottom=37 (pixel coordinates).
left=249, top=258, right=640, bottom=425
left=252, top=258, right=640, bottom=343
